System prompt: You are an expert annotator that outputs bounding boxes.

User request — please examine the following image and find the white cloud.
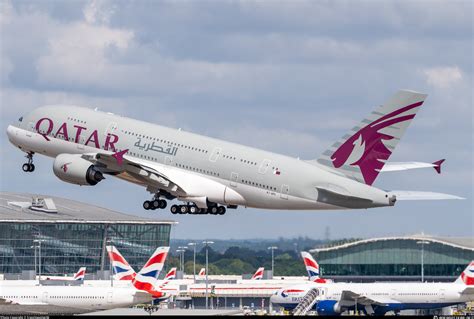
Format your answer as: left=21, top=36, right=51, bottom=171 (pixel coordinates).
left=423, top=66, right=463, bottom=89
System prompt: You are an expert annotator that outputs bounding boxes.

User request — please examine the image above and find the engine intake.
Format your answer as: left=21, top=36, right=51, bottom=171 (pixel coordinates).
left=53, top=154, right=104, bottom=186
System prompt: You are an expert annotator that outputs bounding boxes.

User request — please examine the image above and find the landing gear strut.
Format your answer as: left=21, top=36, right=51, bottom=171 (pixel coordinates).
left=22, top=152, right=35, bottom=172
left=170, top=204, right=226, bottom=215
left=143, top=196, right=167, bottom=211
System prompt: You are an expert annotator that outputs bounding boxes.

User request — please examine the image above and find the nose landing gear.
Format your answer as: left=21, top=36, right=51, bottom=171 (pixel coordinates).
left=22, top=152, right=35, bottom=172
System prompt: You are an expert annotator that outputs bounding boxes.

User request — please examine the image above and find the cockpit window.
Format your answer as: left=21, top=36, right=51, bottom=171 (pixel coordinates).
left=18, top=116, right=23, bottom=122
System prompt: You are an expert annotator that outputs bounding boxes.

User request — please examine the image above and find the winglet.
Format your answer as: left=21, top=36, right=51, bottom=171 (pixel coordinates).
left=112, top=149, right=128, bottom=166
left=432, top=159, right=445, bottom=174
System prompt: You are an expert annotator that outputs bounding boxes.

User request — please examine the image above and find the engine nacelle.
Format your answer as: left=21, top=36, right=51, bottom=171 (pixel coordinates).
left=53, top=154, right=104, bottom=186
left=315, top=300, right=342, bottom=316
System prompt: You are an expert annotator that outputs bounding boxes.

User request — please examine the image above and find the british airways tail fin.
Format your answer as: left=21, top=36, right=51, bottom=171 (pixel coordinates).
left=164, top=267, right=177, bottom=280
left=106, top=246, right=136, bottom=281
left=251, top=267, right=264, bottom=280
left=198, top=268, right=206, bottom=277
left=315, top=90, right=427, bottom=185
left=132, top=247, right=169, bottom=294
left=73, top=267, right=86, bottom=281
left=455, top=261, right=474, bottom=285
left=301, top=251, right=328, bottom=283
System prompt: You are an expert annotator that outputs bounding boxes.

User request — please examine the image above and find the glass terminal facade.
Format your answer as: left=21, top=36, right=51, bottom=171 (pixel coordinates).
left=314, top=238, right=473, bottom=278
left=0, top=222, right=172, bottom=275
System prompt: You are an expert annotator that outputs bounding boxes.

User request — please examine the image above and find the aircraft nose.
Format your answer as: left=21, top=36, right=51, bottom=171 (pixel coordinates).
left=6, top=125, right=17, bottom=141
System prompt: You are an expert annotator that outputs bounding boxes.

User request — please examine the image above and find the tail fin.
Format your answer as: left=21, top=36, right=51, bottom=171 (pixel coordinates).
left=455, top=261, right=474, bottom=285
left=316, top=90, right=427, bottom=185
left=301, top=251, right=327, bottom=283
left=132, top=247, right=170, bottom=295
left=106, top=245, right=136, bottom=281
left=73, top=267, right=86, bottom=281
left=251, top=267, right=265, bottom=280
left=198, top=268, right=206, bottom=276
left=164, top=267, right=177, bottom=280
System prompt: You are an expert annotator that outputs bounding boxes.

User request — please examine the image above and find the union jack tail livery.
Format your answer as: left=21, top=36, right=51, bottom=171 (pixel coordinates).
left=301, top=251, right=327, bottom=283
left=106, top=246, right=136, bottom=281
left=164, top=267, right=177, bottom=280
left=73, top=267, right=86, bottom=281
left=251, top=267, right=265, bottom=280
left=198, top=268, right=206, bottom=276
left=455, top=261, right=474, bottom=285
left=132, top=247, right=170, bottom=299
left=317, top=90, right=427, bottom=185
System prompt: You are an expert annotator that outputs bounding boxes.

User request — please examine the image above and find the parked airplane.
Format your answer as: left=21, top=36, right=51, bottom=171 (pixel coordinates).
left=301, top=252, right=329, bottom=283
left=0, top=247, right=170, bottom=309
left=251, top=267, right=265, bottom=280
left=6, top=90, right=462, bottom=215
left=271, top=256, right=474, bottom=315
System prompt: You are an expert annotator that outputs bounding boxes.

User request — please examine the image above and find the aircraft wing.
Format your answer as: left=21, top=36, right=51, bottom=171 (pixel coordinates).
left=381, top=159, right=445, bottom=174
left=338, top=290, right=388, bottom=307
left=81, top=150, right=244, bottom=207
left=82, top=150, right=188, bottom=196
left=460, top=287, right=474, bottom=295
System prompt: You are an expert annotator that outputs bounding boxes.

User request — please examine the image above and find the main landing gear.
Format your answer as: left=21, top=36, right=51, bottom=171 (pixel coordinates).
left=170, top=204, right=226, bottom=215
left=22, top=152, right=35, bottom=172
left=143, top=198, right=167, bottom=210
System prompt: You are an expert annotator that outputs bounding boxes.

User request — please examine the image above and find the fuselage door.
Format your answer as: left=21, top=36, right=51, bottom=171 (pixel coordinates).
left=280, top=184, right=289, bottom=200
left=209, top=147, right=222, bottom=162
left=107, top=291, right=113, bottom=303
left=42, top=292, right=48, bottom=303
left=259, top=159, right=271, bottom=174
left=77, top=135, right=85, bottom=150
left=439, top=289, right=445, bottom=300
left=164, top=156, right=173, bottom=166
left=230, top=172, right=238, bottom=187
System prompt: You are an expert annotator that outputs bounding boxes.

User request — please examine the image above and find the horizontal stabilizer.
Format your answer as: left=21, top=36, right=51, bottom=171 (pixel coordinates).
left=389, top=190, right=465, bottom=201
left=381, top=159, right=445, bottom=174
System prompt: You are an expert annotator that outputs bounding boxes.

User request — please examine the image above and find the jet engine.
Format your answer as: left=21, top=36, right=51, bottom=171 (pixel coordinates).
left=53, top=154, right=104, bottom=186
left=315, top=300, right=342, bottom=316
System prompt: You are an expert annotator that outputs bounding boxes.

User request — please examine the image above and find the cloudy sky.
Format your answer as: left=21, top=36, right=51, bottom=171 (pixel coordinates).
left=1, top=0, right=472, bottom=240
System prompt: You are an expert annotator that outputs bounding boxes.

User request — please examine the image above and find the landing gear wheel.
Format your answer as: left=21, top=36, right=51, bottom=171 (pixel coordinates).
left=189, top=206, right=198, bottom=214
left=23, top=152, right=35, bottom=172
left=159, top=200, right=167, bottom=209
left=179, top=205, right=188, bottom=214
left=151, top=200, right=160, bottom=210
left=209, top=206, right=218, bottom=215
left=22, top=164, right=30, bottom=172
left=29, top=164, right=35, bottom=172
left=199, top=208, right=208, bottom=214
left=170, top=205, right=179, bottom=214
left=217, top=206, right=226, bottom=215
left=143, top=201, right=151, bottom=210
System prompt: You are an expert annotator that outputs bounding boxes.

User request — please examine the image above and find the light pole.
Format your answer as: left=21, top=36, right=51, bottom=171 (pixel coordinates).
left=106, top=239, right=113, bottom=287
left=203, top=241, right=214, bottom=309
left=176, top=249, right=184, bottom=273
left=268, top=246, right=278, bottom=277
left=178, top=246, right=188, bottom=273
left=33, top=239, right=44, bottom=283
left=188, top=242, right=197, bottom=282
left=416, top=240, right=430, bottom=282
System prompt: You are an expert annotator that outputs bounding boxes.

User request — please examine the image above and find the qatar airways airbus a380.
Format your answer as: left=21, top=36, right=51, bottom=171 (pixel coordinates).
left=6, top=90, right=462, bottom=215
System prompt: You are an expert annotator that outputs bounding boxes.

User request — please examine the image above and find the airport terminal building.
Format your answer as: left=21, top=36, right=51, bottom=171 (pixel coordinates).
left=0, top=192, right=176, bottom=276
left=311, top=235, right=474, bottom=282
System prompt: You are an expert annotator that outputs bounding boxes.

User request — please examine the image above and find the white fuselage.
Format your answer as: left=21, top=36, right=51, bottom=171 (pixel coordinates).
left=271, top=281, right=473, bottom=314
left=0, top=284, right=151, bottom=309
left=7, top=105, right=392, bottom=211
